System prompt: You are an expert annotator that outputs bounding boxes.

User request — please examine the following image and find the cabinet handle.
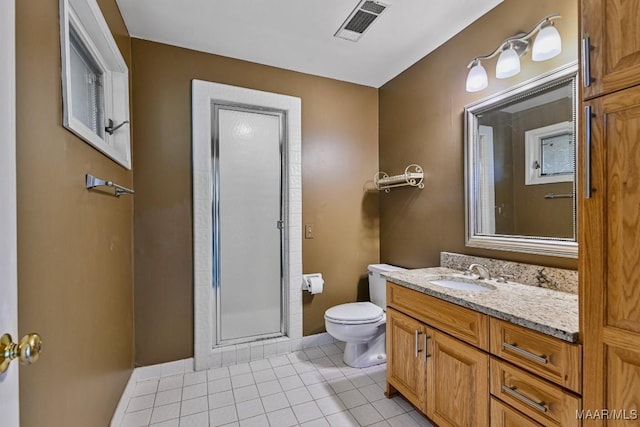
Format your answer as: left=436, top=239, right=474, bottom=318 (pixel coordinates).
left=584, top=105, right=593, bottom=199
left=582, top=37, right=591, bottom=88
left=501, top=385, right=548, bottom=413
left=502, top=342, right=548, bottom=365
left=423, top=334, right=430, bottom=361
left=414, top=330, right=420, bottom=358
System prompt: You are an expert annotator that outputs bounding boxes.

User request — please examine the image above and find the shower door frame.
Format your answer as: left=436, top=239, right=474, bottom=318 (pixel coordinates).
left=192, top=80, right=302, bottom=371
left=211, top=103, right=289, bottom=346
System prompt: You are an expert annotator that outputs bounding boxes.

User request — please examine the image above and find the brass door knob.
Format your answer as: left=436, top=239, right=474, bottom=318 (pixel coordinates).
left=0, top=333, right=43, bottom=373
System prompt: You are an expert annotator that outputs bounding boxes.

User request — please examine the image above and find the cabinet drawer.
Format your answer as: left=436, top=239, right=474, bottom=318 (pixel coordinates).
left=387, top=282, right=489, bottom=350
left=490, top=397, right=542, bottom=427
left=490, top=358, right=581, bottom=427
left=490, top=318, right=582, bottom=393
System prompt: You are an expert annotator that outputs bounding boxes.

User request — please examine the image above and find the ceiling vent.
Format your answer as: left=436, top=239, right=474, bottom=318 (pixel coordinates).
left=334, top=0, right=390, bottom=42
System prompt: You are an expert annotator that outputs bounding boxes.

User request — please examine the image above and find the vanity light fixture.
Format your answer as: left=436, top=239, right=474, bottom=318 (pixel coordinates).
left=465, top=14, right=562, bottom=92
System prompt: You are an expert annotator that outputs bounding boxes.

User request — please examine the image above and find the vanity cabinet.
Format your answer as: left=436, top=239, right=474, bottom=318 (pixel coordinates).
left=386, top=283, right=489, bottom=426
left=386, top=282, right=583, bottom=427
left=581, top=0, right=640, bottom=99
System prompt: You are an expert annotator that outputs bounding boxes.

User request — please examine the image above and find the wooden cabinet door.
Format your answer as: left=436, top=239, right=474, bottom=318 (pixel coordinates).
left=427, top=328, right=489, bottom=427
left=386, top=307, right=427, bottom=412
left=582, top=0, right=640, bottom=98
left=581, top=86, right=640, bottom=425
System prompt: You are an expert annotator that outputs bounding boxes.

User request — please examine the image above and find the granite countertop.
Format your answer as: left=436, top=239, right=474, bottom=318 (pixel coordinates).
left=383, top=267, right=579, bottom=343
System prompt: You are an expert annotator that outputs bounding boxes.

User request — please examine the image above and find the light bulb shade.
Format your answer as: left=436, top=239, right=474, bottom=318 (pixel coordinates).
left=466, top=62, right=488, bottom=92
left=496, top=47, right=520, bottom=79
left=532, top=24, right=562, bottom=61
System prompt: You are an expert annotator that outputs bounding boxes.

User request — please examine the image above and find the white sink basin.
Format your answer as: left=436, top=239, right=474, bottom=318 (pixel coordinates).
left=429, top=279, right=495, bottom=292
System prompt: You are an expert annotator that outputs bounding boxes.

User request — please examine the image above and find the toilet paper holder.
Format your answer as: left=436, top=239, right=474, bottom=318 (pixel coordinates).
left=302, top=273, right=323, bottom=293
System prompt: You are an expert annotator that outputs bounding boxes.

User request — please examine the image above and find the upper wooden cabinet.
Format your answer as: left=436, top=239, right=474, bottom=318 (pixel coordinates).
left=581, top=0, right=640, bottom=99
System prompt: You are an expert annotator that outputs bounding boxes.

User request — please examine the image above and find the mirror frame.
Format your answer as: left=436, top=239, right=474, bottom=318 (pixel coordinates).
left=464, top=62, right=578, bottom=259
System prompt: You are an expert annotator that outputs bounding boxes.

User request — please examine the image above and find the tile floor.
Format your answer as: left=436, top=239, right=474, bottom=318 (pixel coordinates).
left=120, top=343, right=434, bottom=427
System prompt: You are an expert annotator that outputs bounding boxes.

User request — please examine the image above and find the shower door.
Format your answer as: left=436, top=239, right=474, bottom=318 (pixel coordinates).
left=213, top=104, right=286, bottom=345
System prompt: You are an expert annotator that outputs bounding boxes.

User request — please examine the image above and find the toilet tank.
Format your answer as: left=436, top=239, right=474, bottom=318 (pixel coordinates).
left=368, top=264, right=406, bottom=309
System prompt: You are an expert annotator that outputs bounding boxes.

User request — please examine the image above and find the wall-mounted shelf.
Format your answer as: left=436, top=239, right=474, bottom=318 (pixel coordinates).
left=375, top=164, right=424, bottom=193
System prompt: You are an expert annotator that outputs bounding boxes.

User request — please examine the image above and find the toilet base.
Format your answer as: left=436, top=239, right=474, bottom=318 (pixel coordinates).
left=342, top=328, right=386, bottom=368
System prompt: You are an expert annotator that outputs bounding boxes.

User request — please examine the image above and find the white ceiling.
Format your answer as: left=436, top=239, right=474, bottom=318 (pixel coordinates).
left=116, top=0, right=503, bottom=88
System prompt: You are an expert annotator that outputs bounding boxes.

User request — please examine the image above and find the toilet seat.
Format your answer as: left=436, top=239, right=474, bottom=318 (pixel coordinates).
left=324, top=302, right=383, bottom=325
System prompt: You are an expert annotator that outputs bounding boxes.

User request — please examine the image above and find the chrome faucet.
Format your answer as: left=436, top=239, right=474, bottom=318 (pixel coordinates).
left=465, top=263, right=491, bottom=280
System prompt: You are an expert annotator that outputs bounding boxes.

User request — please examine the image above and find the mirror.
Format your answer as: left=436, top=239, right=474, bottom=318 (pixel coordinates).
left=464, top=63, right=578, bottom=258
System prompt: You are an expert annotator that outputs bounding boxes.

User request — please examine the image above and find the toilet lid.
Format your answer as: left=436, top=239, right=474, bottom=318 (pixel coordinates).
left=325, top=302, right=383, bottom=323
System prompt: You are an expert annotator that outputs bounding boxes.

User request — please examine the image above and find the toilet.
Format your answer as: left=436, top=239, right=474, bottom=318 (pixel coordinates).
left=324, top=263, right=406, bottom=368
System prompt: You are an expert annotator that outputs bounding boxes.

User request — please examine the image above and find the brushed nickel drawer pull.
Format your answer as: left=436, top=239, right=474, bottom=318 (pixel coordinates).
left=581, top=37, right=592, bottom=88
left=501, top=385, right=548, bottom=413
left=502, top=342, right=548, bottom=364
left=414, top=330, right=420, bottom=358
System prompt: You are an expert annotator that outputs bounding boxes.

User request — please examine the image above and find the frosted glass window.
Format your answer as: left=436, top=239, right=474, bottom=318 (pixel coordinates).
left=69, top=25, right=104, bottom=139
left=540, top=133, right=573, bottom=176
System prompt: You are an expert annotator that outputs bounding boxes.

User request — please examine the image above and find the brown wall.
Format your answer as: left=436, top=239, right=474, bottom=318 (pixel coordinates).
left=379, top=0, right=579, bottom=270
left=16, top=1, right=134, bottom=426
left=131, top=40, right=379, bottom=365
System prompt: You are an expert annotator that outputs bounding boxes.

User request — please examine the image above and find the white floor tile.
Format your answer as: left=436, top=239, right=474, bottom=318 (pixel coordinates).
left=260, top=392, right=289, bottom=413
left=266, top=407, right=298, bottom=427
left=273, top=364, right=297, bottom=378
left=183, top=383, right=207, bottom=400
left=278, top=374, right=304, bottom=391
left=337, top=389, right=368, bottom=409
left=150, top=402, right=181, bottom=424
left=256, top=379, right=283, bottom=397
left=210, top=404, right=238, bottom=426
left=209, top=390, right=235, bottom=409
left=178, top=411, right=209, bottom=427
left=132, top=380, right=159, bottom=397
left=350, top=403, right=385, bottom=426
left=119, top=350, right=409, bottom=427
left=359, top=383, right=386, bottom=402
left=300, top=371, right=325, bottom=386
left=306, top=382, right=335, bottom=400
left=126, top=394, right=155, bottom=413
left=209, top=377, right=232, bottom=394
left=315, top=396, right=347, bottom=416
left=249, top=359, right=271, bottom=372
left=300, top=418, right=331, bottom=427
left=121, top=409, right=152, bottom=427
left=183, top=371, right=207, bottom=387
left=150, top=418, right=179, bottom=427
left=372, top=398, right=405, bottom=419
left=236, top=398, right=265, bottom=420
left=233, top=384, right=259, bottom=403
left=181, top=396, right=209, bottom=417
left=208, top=367, right=230, bottom=381
left=239, top=413, right=270, bottom=427
left=325, top=410, right=359, bottom=427
left=229, top=363, right=251, bottom=376
left=285, top=386, right=313, bottom=406
left=155, top=388, right=183, bottom=407
left=268, top=355, right=291, bottom=367
left=328, top=377, right=355, bottom=394
left=231, top=373, right=255, bottom=389
left=159, top=375, right=185, bottom=392
left=292, top=401, right=323, bottom=423
left=252, top=368, right=276, bottom=384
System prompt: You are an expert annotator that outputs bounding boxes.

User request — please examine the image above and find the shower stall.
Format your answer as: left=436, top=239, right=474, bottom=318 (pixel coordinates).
left=192, top=80, right=302, bottom=370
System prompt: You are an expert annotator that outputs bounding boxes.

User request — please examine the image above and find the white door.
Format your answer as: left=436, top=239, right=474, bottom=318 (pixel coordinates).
left=0, top=0, right=20, bottom=425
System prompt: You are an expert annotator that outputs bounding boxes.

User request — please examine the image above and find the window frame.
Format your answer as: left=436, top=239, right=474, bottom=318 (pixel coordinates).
left=524, top=121, right=574, bottom=185
left=60, top=0, right=131, bottom=169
